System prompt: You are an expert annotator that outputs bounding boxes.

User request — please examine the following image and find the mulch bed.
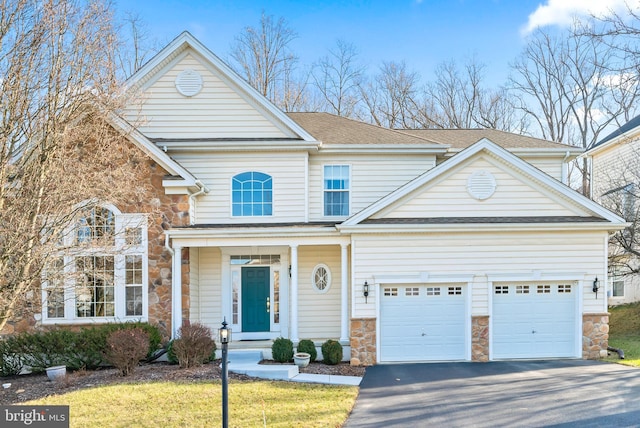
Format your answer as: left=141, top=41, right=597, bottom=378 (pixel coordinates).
left=0, top=360, right=366, bottom=405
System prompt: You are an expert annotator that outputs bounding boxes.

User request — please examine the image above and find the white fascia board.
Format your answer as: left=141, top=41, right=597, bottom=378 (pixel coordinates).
left=126, top=31, right=317, bottom=143
left=157, top=139, right=321, bottom=152
left=166, top=226, right=344, bottom=239
left=166, top=228, right=350, bottom=248
left=343, top=138, right=626, bottom=227
left=337, top=221, right=629, bottom=234
left=107, top=113, right=197, bottom=185
left=317, top=144, right=448, bottom=154
left=584, top=130, right=640, bottom=158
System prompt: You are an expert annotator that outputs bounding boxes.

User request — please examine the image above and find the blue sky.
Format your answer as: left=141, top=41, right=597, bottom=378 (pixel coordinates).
left=115, top=0, right=631, bottom=86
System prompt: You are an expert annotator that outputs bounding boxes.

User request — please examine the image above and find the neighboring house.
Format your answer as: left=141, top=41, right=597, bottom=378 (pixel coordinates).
left=2, top=32, right=626, bottom=364
left=586, top=115, right=640, bottom=306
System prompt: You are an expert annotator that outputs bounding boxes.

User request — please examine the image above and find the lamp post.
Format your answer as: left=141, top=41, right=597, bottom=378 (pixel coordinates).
left=219, top=318, right=231, bottom=428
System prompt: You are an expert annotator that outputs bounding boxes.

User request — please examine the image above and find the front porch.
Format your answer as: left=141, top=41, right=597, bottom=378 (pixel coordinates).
left=166, top=226, right=352, bottom=347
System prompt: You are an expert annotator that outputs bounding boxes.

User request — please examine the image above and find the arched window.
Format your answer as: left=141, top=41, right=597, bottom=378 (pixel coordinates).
left=43, top=203, right=148, bottom=323
left=232, top=172, right=273, bottom=216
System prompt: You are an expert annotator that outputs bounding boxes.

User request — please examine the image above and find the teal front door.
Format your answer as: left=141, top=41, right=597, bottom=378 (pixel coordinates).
left=241, top=267, right=270, bottom=332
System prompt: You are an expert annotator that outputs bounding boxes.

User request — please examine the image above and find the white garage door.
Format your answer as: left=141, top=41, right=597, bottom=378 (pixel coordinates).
left=492, top=283, right=577, bottom=359
left=380, top=284, right=466, bottom=362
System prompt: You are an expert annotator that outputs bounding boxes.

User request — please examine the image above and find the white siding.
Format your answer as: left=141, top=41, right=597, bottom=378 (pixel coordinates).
left=352, top=231, right=606, bottom=318
left=520, top=156, right=563, bottom=182
left=592, top=138, right=640, bottom=201
left=378, top=156, right=582, bottom=219
left=190, top=247, right=222, bottom=330
left=126, top=52, right=291, bottom=139
left=172, top=152, right=308, bottom=224
left=309, top=153, right=437, bottom=221
left=297, top=246, right=342, bottom=339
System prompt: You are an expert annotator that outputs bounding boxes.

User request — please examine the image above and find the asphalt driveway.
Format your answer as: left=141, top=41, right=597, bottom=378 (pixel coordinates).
left=345, top=360, right=640, bottom=427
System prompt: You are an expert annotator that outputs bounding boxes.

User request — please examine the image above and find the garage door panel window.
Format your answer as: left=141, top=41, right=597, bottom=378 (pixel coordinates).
left=448, top=286, right=462, bottom=295
left=537, top=285, right=551, bottom=294
left=383, top=287, right=398, bottom=296
left=406, top=287, right=419, bottom=296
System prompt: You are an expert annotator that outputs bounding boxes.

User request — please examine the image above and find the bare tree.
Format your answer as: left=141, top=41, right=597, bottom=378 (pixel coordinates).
left=312, top=40, right=364, bottom=117
left=116, top=11, right=160, bottom=78
left=509, top=25, right=639, bottom=194
left=359, top=61, right=421, bottom=128
left=0, top=0, right=149, bottom=333
left=229, top=12, right=306, bottom=110
left=415, top=58, right=525, bottom=132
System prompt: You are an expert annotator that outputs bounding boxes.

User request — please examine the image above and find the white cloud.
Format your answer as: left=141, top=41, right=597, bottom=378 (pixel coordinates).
left=522, top=0, right=631, bottom=35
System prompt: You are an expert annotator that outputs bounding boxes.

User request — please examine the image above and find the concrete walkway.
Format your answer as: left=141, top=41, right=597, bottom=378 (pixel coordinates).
left=226, top=349, right=362, bottom=386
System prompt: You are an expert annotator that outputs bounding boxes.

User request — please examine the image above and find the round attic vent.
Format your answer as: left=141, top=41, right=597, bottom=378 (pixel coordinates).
left=175, top=69, right=203, bottom=97
left=467, top=170, right=496, bottom=200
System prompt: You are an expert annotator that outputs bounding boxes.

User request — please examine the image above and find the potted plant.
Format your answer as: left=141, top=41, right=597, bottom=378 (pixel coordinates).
left=293, top=352, right=311, bottom=368
left=45, top=365, right=66, bottom=381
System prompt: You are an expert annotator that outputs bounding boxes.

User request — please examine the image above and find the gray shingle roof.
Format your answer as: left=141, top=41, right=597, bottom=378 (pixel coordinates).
left=399, top=128, right=576, bottom=150
left=286, top=112, right=443, bottom=147
left=286, top=112, right=577, bottom=151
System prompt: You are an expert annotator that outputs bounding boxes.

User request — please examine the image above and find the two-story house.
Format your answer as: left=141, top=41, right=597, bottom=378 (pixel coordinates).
left=6, top=32, right=625, bottom=365
left=587, top=115, right=640, bottom=305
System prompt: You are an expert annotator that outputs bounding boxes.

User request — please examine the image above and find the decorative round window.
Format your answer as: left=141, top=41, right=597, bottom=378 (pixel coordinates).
left=312, top=264, right=331, bottom=293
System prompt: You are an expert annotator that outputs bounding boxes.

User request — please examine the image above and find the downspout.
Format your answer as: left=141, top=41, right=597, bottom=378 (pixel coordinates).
left=561, top=151, right=570, bottom=185
left=164, top=232, right=177, bottom=339
left=188, top=180, right=210, bottom=224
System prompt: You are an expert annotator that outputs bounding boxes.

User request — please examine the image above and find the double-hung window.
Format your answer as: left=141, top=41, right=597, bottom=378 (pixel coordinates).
left=232, top=172, right=273, bottom=216
left=43, top=204, right=148, bottom=323
left=324, top=165, right=350, bottom=216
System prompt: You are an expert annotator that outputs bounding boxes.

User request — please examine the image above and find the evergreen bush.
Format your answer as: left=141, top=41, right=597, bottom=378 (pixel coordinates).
left=321, top=339, right=343, bottom=365
left=272, top=337, right=294, bottom=363
left=296, top=339, right=317, bottom=362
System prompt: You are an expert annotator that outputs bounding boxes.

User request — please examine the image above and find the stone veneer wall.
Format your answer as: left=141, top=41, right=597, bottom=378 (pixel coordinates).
left=350, top=318, right=376, bottom=366
left=471, top=315, right=489, bottom=362
left=583, top=313, right=609, bottom=359
left=125, top=160, right=190, bottom=340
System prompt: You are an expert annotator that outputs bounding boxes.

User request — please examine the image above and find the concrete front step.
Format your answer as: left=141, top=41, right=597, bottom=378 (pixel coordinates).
left=226, top=349, right=299, bottom=380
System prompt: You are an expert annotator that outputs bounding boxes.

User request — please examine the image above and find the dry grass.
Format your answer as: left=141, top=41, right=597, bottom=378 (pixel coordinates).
left=24, top=380, right=358, bottom=427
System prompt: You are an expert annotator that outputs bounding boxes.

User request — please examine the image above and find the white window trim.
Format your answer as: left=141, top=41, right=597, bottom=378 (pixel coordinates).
left=323, top=164, right=351, bottom=218
left=41, top=207, right=148, bottom=324
left=311, top=263, right=332, bottom=294
left=229, top=170, right=274, bottom=218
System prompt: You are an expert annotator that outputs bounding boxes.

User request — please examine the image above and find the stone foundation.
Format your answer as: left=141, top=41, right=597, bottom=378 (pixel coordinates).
left=471, top=315, right=489, bottom=362
left=350, top=318, right=376, bottom=366
left=583, top=313, right=609, bottom=359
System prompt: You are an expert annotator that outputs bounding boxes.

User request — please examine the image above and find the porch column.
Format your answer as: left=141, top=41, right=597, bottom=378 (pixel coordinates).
left=171, top=245, right=183, bottom=339
left=340, top=243, right=349, bottom=343
left=290, top=244, right=299, bottom=342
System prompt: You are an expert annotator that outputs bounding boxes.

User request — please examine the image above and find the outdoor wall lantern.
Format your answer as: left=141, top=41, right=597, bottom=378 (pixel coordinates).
left=363, top=281, right=370, bottom=303
left=593, top=277, right=600, bottom=298
left=219, top=318, right=232, bottom=428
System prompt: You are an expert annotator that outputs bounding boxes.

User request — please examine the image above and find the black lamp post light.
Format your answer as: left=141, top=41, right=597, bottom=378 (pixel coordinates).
left=219, top=318, right=231, bottom=428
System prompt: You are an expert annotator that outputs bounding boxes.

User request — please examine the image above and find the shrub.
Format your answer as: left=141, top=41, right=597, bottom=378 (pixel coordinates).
left=321, top=339, right=343, bottom=365
left=0, top=322, right=163, bottom=374
left=170, top=323, right=216, bottom=369
left=104, top=328, right=149, bottom=376
left=296, top=339, right=317, bottom=362
left=272, top=337, right=294, bottom=363
left=0, top=336, right=24, bottom=377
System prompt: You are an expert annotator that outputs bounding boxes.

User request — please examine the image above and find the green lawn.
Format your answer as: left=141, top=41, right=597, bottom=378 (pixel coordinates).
left=606, top=302, right=640, bottom=367
left=25, top=380, right=358, bottom=428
